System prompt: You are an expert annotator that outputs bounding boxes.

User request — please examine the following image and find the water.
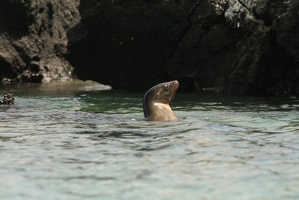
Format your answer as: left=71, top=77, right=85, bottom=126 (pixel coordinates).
left=0, top=80, right=299, bottom=200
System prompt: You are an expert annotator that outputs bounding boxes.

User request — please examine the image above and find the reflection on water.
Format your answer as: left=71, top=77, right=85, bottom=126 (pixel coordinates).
left=0, top=81, right=299, bottom=199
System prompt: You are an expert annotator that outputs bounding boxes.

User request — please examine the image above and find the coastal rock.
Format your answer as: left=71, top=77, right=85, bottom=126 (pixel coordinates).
left=67, top=0, right=197, bottom=89
left=67, top=0, right=299, bottom=95
left=1, top=0, right=298, bottom=96
left=0, top=0, right=80, bottom=83
left=0, top=93, right=14, bottom=105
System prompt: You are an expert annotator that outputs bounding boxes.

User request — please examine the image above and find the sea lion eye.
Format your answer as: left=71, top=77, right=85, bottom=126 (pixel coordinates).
left=164, top=84, right=169, bottom=91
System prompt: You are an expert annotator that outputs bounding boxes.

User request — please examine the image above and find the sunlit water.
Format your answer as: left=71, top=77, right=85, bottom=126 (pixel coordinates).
left=0, top=81, right=298, bottom=200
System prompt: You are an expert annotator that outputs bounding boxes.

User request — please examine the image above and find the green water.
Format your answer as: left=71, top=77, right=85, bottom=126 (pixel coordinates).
left=0, top=81, right=298, bottom=200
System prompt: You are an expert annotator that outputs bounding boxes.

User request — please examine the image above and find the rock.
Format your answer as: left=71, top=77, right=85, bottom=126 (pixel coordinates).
left=1, top=0, right=298, bottom=96
left=66, top=0, right=299, bottom=96
left=0, top=93, right=14, bottom=105
left=67, top=0, right=198, bottom=90
left=0, top=0, right=80, bottom=83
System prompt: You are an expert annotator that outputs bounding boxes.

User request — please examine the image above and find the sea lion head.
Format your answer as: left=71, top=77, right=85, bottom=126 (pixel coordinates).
left=143, top=80, right=179, bottom=121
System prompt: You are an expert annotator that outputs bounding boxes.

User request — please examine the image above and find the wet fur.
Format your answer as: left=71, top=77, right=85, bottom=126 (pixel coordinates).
left=143, top=80, right=179, bottom=121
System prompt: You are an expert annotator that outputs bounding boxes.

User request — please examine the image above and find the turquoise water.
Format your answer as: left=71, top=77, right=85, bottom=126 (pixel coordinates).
left=0, top=81, right=299, bottom=200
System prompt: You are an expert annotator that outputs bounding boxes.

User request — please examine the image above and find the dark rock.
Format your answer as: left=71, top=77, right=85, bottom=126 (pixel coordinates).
left=0, top=93, right=14, bottom=105
left=67, top=0, right=199, bottom=90
left=1, top=0, right=298, bottom=96
left=66, top=0, right=299, bottom=96
left=0, top=0, right=80, bottom=83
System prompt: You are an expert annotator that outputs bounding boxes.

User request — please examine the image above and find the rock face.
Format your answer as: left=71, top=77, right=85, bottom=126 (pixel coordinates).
left=67, top=0, right=299, bottom=95
left=0, top=0, right=80, bottom=83
left=67, top=0, right=196, bottom=90
left=1, top=0, right=298, bottom=96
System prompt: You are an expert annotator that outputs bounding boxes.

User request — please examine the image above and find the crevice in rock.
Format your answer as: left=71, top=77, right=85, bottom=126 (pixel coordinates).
left=188, top=0, right=204, bottom=20
left=47, top=2, right=54, bottom=37
left=237, top=0, right=250, bottom=12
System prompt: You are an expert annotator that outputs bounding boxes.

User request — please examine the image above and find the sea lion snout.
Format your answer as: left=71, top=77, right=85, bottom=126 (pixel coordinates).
left=143, top=80, right=179, bottom=121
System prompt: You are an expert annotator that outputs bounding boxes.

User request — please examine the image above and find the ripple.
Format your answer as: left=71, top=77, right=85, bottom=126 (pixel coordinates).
left=1, top=85, right=299, bottom=199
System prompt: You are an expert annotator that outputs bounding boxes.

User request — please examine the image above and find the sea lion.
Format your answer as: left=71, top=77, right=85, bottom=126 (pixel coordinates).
left=143, top=80, right=179, bottom=121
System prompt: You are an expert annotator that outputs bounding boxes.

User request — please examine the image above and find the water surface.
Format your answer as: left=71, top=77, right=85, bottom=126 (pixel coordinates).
left=0, top=81, right=298, bottom=199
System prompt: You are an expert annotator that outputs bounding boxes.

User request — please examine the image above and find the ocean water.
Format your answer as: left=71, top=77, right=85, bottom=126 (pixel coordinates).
left=0, top=80, right=298, bottom=200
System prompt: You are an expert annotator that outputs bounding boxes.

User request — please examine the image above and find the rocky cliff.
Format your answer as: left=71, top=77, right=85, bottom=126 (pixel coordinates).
left=1, top=0, right=298, bottom=96
left=67, top=0, right=299, bottom=95
left=0, top=0, right=80, bottom=83
left=167, top=0, right=299, bottom=95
